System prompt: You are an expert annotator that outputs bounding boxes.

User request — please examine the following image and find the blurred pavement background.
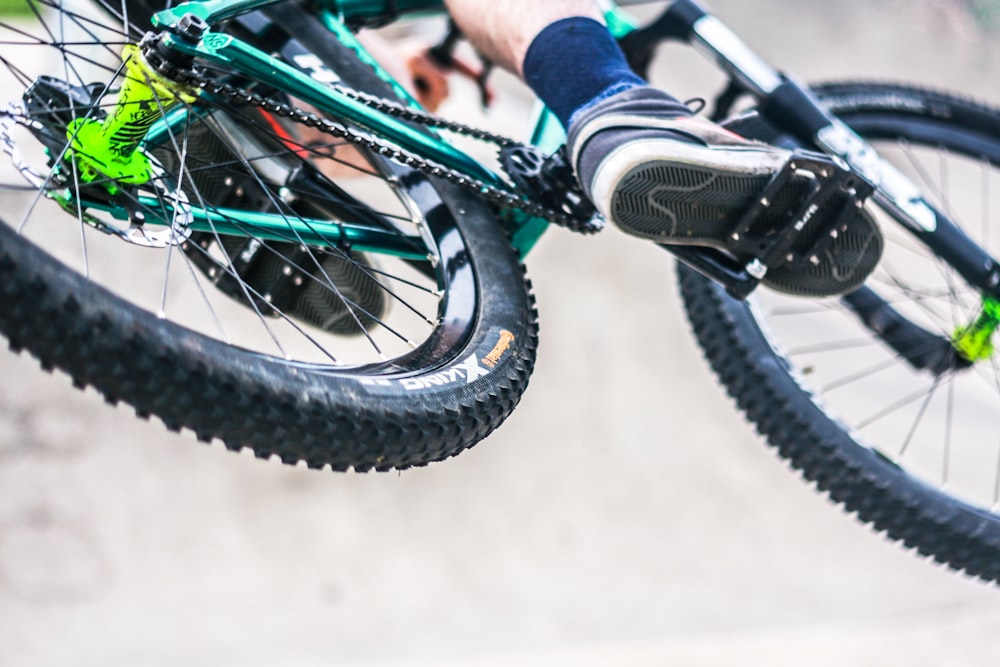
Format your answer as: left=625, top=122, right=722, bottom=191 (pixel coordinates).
left=2, top=1, right=1000, bottom=665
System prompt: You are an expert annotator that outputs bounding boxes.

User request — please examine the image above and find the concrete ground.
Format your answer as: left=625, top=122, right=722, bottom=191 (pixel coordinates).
left=2, top=1, right=1000, bottom=665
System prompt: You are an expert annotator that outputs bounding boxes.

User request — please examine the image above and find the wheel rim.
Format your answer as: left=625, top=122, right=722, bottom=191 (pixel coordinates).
left=0, top=0, right=476, bottom=372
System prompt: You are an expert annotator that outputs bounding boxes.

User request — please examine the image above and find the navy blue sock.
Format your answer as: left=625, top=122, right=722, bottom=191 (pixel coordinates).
left=523, top=17, right=655, bottom=128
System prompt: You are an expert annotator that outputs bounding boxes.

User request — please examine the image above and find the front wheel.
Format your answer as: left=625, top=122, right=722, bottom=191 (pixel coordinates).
left=681, top=81, right=1000, bottom=583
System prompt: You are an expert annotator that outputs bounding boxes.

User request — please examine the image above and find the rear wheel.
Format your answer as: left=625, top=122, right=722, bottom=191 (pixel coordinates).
left=0, top=1, right=537, bottom=470
left=681, top=82, right=1000, bottom=581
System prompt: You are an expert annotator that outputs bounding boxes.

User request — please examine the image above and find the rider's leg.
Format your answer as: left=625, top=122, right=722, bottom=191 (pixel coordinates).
left=443, top=0, right=883, bottom=297
left=444, top=0, right=685, bottom=127
left=442, top=0, right=602, bottom=76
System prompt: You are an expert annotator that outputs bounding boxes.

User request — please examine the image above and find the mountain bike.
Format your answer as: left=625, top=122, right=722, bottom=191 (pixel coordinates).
left=2, top=0, right=1000, bottom=584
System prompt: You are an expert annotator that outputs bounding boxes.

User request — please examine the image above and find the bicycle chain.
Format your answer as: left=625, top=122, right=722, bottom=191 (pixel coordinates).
left=184, top=72, right=604, bottom=234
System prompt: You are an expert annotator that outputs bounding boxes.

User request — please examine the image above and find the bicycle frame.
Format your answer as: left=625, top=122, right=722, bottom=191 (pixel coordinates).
left=109, top=0, right=1000, bottom=305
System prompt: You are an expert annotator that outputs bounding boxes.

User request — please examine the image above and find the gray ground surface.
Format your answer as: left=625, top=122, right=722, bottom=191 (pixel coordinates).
left=2, top=1, right=1000, bottom=665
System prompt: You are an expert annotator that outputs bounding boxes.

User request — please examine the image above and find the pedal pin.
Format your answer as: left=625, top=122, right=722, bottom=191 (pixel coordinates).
left=746, top=258, right=767, bottom=279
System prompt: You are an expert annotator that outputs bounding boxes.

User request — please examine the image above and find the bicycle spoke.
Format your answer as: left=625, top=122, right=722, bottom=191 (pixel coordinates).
left=943, top=378, right=954, bottom=487
left=855, top=376, right=939, bottom=440
left=993, top=441, right=1000, bottom=512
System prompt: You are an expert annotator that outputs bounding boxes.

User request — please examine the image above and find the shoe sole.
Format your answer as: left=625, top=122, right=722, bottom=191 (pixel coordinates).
left=591, top=141, right=883, bottom=297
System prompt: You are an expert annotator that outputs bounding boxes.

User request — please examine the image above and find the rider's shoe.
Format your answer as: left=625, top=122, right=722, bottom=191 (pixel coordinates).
left=566, top=87, right=883, bottom=297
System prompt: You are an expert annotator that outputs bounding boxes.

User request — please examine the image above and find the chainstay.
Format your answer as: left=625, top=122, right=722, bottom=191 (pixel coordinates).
left=187, top=74, right=603, bottom=234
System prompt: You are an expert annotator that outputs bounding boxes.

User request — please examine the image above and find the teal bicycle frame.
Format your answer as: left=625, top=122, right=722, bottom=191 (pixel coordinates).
left=127, top=0, right=637, bottom=256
